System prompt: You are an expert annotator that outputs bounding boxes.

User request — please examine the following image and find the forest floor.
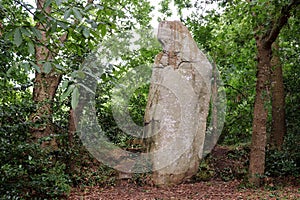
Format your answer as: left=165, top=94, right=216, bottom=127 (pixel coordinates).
left=68, top=146, right=300, bottom=199
left=69, top=180, right=300, bottom=200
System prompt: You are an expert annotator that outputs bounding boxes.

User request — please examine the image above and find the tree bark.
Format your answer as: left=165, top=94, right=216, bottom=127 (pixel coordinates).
left=270, top=42, right=286, bottom=150
left=248, top=39, right=271, bottom=186
left=30, top=0, right=62, bottom=148
left=67, top=109, right=76, bottom=172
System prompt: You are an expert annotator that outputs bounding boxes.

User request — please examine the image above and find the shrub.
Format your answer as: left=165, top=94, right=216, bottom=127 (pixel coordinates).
left=0, top=92, right=71, bottom=199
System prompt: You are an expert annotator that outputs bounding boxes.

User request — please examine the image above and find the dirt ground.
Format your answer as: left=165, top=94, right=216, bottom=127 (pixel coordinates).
left=68, top=146, right=300, bottom=199
left=69, top=179, right=300, bottom=200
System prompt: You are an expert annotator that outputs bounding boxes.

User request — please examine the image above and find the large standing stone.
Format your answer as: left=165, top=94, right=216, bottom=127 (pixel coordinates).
left=144, top=21, right=212, bottom=186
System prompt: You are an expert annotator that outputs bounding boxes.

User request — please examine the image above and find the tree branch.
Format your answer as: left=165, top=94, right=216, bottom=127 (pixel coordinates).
left=265, top=0, right=300, bottom=46
left=224, top=84, right=247, bottom=99
left=13, top=0, right=35, bottom=16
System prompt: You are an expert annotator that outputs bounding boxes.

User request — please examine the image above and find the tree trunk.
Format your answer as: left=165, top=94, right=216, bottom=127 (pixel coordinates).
left=270, top=42, right=286, bottom=150
left=248, top=39, right=271, bottom=186
left=67, top=109, right=76, bottom=172
left=30, top=0, right=62, bottom=148
left=248, top=0, right=299, bottom=186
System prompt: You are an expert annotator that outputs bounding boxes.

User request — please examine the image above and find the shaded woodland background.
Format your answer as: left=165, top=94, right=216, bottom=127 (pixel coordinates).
left=0, top=0, right=299, bottom=199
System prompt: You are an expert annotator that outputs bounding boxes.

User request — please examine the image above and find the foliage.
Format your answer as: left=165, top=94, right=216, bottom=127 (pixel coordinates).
left=183, top=0, right=299, bottom=165
left=281, top=15, right=300, bottom=175
left=29, top=162, right=71, bottom=198
left=195, top=145, right=250, bottom=182
left=95, top=32, right=161, bottom=148
left=263, top=15, right=300, bottom=178
left=0, top=0, right=155, bottom=198
left=194, top=158, right=215, bottom=181
left=265, top=149, right=299, bottom=177
left=96, top=67, right=152, bottom=148
left=0, top=86, right=71, bottom=198
left=70, top=157, right=117, bottom=187
left=128, top=84, right=150, bottom=127
left=1, top=0, right=153, bottom=111
left=184, top=1, right=256, bottom=145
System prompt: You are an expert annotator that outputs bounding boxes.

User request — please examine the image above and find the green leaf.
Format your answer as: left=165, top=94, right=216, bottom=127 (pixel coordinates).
left=55, top=63, right=64, bottom=70
left=31, top=27, right=42, bottom=39
left=100, top=25, right=107, bottom=37
left=20, top=27, right=31, bottom=37
left=72, top=8, right=82, bottom=21
left=34, top=11, right=45, bottom=22
left=71, top=86, right=80, bottom=109
left=88, top=40, right=93, bottom=49
left=60, top=84, right=74, bottom=101
left=22, top=62, right=30, bottom=72
left=110, top=23, right=116, bottom=30
left=14, top=28, right=23, bottom=47
left=71, top=71, right=77, bottom=79
left=28, top=41, right=35, bottom=54
left=44, top=0, right=52, bottom=9
left=7, top=66, right=16, bottom=76
left=90, top=29, right=99, bottom=41
left=77, top=71, right=86, bottom=79
left=84, top=4, right=93, bottom=11
left=30, top=61, right=41, bottom=73
left=43, top=62, right=52, bottom=74
left=51, top=22, right=57, bottom=33
left=58, top=21, right=68, bottom=29
left=64, top=9, right=72, bottom=20
left=83, top=27, right=90, bottom=38
left=61, top=80, right=69, bottom=90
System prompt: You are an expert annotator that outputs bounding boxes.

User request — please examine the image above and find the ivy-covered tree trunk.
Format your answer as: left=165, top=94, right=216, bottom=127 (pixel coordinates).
left=30, top=0, right=62, bottom=148
left=270, top=42, right=286, bottom=150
